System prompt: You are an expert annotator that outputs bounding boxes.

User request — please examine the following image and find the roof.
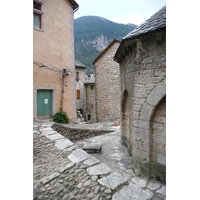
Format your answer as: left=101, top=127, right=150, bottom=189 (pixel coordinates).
left=84, top=74, right=95, bottom=84
left=75, top=59, right=87, bottom=68
left=124, top=5, right=166, bottom=39
left=68, top=0, right=79, bottom=12
left=92, top=39, right=121, bottom=65
left=114, top=5, right=166, bottom=63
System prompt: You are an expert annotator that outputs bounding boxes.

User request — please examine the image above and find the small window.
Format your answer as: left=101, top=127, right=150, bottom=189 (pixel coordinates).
left=33, top=1, right=44, bottom=30
left=77, top=90, right=80, bottom=100
left=76, top=71, right=79, bottom=81
left=91, top=85, right=94, bottom=90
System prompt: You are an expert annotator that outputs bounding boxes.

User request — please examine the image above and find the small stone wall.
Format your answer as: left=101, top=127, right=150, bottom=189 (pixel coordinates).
left=51, top=123, right=114, bottom=142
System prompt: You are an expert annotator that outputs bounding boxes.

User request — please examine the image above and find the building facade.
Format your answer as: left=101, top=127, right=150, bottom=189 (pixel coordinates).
left=75, top=59, right=87, bottom=120
left=33, top=0, right=79, bottom=123
left=84, top=74, right=96, bottom=123
left=93, top=40, right=121, bottom=122
left=114, top=6, right=166, bottom=182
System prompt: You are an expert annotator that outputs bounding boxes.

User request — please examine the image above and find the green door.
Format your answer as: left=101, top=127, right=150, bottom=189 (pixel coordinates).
left=37, top=90, right=52, bottom=119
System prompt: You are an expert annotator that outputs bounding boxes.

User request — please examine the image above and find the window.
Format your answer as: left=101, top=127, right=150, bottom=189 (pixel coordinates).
left=33, top=1, right=44, bottom=30
left=77, top=90, right=80, bottom=100
left=76, top=71, right=79, bottom=81
left=91, top=85, right=94, bottom=90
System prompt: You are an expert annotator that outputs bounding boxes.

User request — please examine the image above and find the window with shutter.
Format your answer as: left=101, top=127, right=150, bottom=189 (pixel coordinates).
left=77, top=90, right=80, bottom=99
left=76, top=71, right=79, bottom=81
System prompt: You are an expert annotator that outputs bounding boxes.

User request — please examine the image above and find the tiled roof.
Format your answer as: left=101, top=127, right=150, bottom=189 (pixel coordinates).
left=75, top=59, right=87, bottom=68
left=124, top=5, right=166, bottom=39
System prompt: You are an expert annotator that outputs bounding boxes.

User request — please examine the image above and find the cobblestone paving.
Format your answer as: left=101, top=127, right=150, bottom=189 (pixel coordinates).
left=33, top=120, right=166, bottom=200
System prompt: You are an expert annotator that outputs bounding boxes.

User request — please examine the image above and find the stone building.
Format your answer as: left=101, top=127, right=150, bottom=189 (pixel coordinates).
left=114, top=6, right=166, bottom=182
left=33, top=0, right=79, bottom=123
left=84, top=74, right=96, bottom=123
left=92, top=40, right=121, bottom=122
left=75, top=59, right=87, bottom=120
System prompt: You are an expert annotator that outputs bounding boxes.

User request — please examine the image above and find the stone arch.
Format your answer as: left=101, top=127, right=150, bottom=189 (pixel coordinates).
left=121, top=90, right=132, bottom=152
left=151, top=96, right=166, bottom=181
left=138, top=78, right=166, bottom=179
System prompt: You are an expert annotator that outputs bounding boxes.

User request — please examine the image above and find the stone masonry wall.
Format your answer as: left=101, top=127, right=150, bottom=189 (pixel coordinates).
left=120, top=30, right=166, bottom=180
left=95, top=41, right=121, bottom=122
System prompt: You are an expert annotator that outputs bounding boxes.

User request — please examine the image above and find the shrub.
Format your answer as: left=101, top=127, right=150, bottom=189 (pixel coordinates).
left=53, top=111, right=69, bottom=124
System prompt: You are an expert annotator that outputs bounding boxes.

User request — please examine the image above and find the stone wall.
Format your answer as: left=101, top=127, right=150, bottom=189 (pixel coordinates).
left=95, top=41, right=121, bottom=122
left=52, top=123, right=113, bottom=142
left=119, top=30, right=166, bottom=181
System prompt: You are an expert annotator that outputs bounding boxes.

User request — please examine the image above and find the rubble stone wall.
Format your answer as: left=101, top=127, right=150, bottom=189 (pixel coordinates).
left=95, top=41, right=121, bottom=122
left=52, top=123, right=113, bottom=142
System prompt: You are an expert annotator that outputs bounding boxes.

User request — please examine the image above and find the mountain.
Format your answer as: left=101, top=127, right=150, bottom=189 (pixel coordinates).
left=74, top=16, right=136, bottom=73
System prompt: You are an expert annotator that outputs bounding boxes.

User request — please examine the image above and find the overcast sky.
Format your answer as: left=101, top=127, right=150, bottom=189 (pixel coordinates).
left=74, top=0, right=166, bottom=25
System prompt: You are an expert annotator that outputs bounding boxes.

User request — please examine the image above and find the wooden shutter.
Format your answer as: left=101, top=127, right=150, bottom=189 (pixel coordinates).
left=76, top=71, right=79, bottom=81
left=77, top=90, right=80, bottom=99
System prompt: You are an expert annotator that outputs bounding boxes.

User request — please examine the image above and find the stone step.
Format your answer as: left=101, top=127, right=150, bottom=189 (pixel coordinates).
left=82, top=143, right=101, bottom=153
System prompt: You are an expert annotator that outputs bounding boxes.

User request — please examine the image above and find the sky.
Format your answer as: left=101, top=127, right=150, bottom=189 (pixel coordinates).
left=74, top=0, right=166, bottom=25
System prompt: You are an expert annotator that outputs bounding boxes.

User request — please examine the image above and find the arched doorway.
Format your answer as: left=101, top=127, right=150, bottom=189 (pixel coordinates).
left=150, top=96, right=166, bottom=181
left=121, top=90, right=132, bottom=152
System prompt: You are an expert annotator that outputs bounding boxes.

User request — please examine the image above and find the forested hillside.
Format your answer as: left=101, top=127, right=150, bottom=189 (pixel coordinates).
left=74, top=16, right=136, bottom=73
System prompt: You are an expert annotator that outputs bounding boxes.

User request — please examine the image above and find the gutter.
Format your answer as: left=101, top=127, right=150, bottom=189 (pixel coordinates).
left=68, top=0, right=79, bottom=13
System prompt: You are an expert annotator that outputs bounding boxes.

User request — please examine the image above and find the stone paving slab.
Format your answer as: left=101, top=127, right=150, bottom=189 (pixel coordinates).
left=41, top=130, right=58, bottom=136
left=112, top=182, right=153, bottom=200
left=55, top=138, right=74, bottom=150
left=87, top=163, right=111, bottom=176
left=98, top=172, right=128, bottom=190
left=68, top=148, right=91, bottom=163
left=156, top=185, right=166, bottom=196
left=45, top=133, right=65, bottom=141
left=83, top=157, right=100, bottom=166
left=147, top=180, right=161, bottom=191
left=58, top=162, right=75, bottom=173
left=131, top=176, right=148, bottom=188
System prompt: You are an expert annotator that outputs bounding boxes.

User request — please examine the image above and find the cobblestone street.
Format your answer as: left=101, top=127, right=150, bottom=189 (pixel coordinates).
left=33, top=120, right=166, bottom=200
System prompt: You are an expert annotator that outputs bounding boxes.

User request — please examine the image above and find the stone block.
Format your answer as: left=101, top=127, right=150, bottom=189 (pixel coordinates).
left=82, top=143, right=101, bottom=153
left=146, top=81, right=166, bottom=107
left=140, top=102, right=154, bottom=121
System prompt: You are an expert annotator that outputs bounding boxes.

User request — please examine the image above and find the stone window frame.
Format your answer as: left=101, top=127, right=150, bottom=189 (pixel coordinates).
left=33, top=0, right=45, bottom=31
left=34, top=87, right=56, bottom=119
